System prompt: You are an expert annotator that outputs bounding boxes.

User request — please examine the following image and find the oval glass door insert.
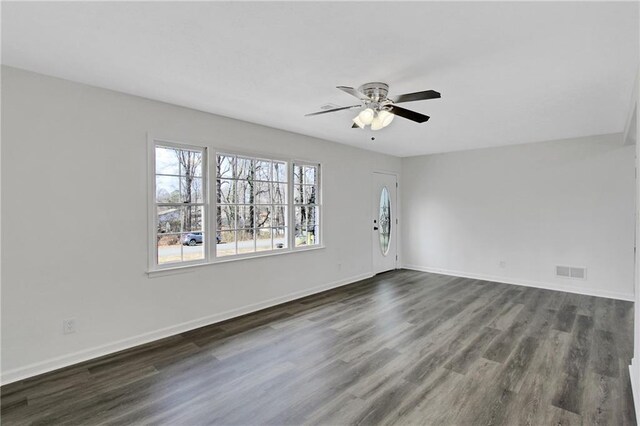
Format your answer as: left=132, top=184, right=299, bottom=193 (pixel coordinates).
left=379, top=186, right=391, bottom=255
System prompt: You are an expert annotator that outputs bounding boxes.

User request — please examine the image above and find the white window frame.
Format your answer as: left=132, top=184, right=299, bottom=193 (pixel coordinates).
left=148, top=139, right=323, bottom=273
left=291, top=160, right=322, bottom=250
left=213, top=150, right=290, bottom=260
left=148, top=137, right=210, bottom=271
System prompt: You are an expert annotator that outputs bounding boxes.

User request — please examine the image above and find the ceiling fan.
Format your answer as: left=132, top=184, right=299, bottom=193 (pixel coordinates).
left=305, top=82, right=441, bottom=130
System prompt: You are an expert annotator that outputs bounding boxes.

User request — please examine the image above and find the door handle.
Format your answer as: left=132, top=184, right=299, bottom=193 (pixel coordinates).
left=373, top=226, right=379, bottom=230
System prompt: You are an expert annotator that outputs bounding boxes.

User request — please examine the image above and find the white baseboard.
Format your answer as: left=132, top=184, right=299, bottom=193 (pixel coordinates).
left=402, top=264, right=634, bottom=302
left=631, top=360, right=640, bottom=422
left=1, top=272, right=373, bottom=385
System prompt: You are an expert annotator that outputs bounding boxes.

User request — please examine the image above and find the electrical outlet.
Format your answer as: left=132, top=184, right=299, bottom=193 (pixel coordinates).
left=499, top=260, right=506, bottom=269
left=63, top=318, right=76, bottom=335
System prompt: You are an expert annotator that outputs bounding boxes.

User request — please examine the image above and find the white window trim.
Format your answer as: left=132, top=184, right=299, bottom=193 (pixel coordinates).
left=291, top=159, right=322, bottom=250
left=147, top=137, right=323, bottom=275
left=148, top=136, right=211, bottom=271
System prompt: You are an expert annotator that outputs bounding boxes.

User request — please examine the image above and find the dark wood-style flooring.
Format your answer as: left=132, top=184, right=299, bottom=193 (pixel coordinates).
left=1, top=270, right=636, bottom=425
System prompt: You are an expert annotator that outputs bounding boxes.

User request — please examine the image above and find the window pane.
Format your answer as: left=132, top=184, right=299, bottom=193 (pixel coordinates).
left=256, top=206, right=271, bottom=228
left=272, top=183, right=287, bottom=204
left=308, top=209, right=320, bottom=245
left=273, top=162, right=287, bottom=182
left=236, top=157, right=253, bottom=180
left=304, top=166, right=317, bottom=185
left=156, top=176, right=180, bottom=203
left=217, top=155, right=234, bottom=179
left=237, top=229, right=255, bottom=254
left=156, top=147, right=180, bottom=175
left=296, top=227, right=318, bottom=247
left=218, top=205, right=236, bottom=230
left=294, top=184, right=303, bottom=204
left=255, top=181, right=271, bottom=204
left=217, top=231, right=236, bottom=257
left=181, top=177, right=204, bottom=203
left=294, top=206, right=318, bottom=247
left=273, top=228, right=287, bottom=250
left=184, top=206, right=204, bottom=232
left=307, top=206, right=319, bottom=227
left=237, top=179, right=252, bottom=204
left=158, top=206, right=182, bottom=233
left=157, top=234, right=182, bottom=264
left=294, top=206, right=305, bottom=227
left=217, top=179, right=236, bottom=204
left=272, top=205, right=287, bottom=228
left=255, top=160, right=271, bottom=181
left=293, top=165, right=303, bottom=185
left=237, top=206, right=254, bottom=229
left=178, top=151, right=203, bottom=177
left=294, top=206, right=306, bottom=246
left=256, top=228, right=272, bottom=252
left=182, top=232, right=205, bottom=261
left=295, top=228, right=308, bottom=247
left=303, top=185, right=317, bottom=205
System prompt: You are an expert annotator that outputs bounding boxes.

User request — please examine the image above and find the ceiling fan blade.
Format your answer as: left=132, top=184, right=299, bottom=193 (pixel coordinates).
left=337, top=86, right=370, bottom=101
left=352, top=123, right=359, bottom=128
left=305, top=105, right=360, bottom=116
left=391, top=90, right=441, bottom=104
left=389, top=105, right=430, bottom=123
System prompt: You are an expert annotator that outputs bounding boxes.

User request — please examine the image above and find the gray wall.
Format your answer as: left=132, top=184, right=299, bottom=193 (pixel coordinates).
left=0, top=66, right=401, bottom=382
left=402, top=134, right=635, bottom=300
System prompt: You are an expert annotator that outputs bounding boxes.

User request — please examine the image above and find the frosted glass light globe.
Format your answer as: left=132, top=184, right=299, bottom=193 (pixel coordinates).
left=378, top=110, right=395, bottom=128
left=371, top=115, right=384, bottom=131
left=358, top=108, right=375, bottom=125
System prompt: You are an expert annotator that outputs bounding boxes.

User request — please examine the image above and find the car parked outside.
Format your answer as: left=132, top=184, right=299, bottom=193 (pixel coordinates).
left=182, top=232, right=221, bottom=245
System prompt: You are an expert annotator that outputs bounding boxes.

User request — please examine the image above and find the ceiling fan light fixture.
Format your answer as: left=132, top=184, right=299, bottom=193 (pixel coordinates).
left=358, top=108, right=375, bottom=125
left=305, top=83, right=440, bottom=129
left=378, top=110, right=395, bottom=128
left=352, top=115, right=365, bottom=129
left=370, top=115, right=384, bottom=131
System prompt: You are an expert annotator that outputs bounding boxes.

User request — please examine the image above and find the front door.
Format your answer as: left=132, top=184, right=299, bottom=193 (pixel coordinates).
left=372, top=172, right=397, bottom=274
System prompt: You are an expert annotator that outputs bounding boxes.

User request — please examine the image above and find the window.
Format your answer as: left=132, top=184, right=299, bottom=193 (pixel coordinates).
left=293, top=163, right=320, bottom=247
left=150, top=139, right=321, bottom=270
left=216, top=153, right=288, bottom=257
left=153, top=142, right=207, bottom=266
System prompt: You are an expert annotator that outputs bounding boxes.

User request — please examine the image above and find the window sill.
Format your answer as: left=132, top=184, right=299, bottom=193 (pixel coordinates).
left=147, top=245, right=326, bottom=278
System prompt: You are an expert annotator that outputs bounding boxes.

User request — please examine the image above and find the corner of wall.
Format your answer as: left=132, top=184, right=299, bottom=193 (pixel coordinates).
left=630, top=65, right=639, bottom=420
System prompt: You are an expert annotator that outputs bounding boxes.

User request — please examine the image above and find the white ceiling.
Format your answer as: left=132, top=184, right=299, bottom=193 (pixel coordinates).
left=2, top=2, right=638, bottom=157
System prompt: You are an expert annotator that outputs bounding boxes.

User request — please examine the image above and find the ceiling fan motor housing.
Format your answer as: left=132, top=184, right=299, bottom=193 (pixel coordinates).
left=358, top=82, right=389, bottom=103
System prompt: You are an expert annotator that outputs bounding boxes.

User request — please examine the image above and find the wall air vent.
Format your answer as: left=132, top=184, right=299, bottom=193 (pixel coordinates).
left=556, top=265, right=586, bottom=280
